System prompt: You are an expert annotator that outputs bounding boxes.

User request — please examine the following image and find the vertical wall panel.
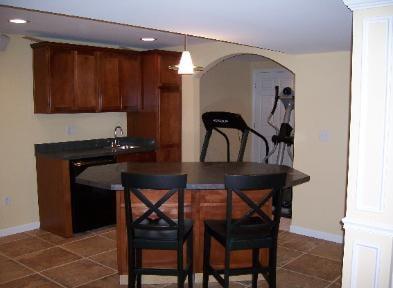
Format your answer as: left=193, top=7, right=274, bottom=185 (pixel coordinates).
left=356, top=17, right=391, bottom=213
left=351, top=243, right=380, bottom=287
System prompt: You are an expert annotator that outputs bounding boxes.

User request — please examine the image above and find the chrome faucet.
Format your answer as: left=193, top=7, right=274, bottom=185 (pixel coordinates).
left=113, top=126, right=124, bottom=147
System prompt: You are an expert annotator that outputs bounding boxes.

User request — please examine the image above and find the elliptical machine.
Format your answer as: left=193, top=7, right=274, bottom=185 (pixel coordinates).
left=265, top=86, right=295, bottom=217
left=264, top=86, right=295, bottom=164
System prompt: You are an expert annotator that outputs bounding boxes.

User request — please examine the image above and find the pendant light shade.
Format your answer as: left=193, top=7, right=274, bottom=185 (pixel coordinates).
left=178, top=51, right=194, bottom=74
left=168, top=34, right=203, bottom=75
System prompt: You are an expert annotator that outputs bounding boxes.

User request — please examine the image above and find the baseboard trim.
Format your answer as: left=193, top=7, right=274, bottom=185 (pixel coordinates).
left=289, top=225, right=343, bottom=243
left=0, top=222, right=40, bottom=237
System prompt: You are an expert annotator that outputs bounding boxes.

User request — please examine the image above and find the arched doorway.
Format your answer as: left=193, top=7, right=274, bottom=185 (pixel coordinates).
left=198, top=53, right=295, bottom=224
left=199, top=54, right=295, bottom=166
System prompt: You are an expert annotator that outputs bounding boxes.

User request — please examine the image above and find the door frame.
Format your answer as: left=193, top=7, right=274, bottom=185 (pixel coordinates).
left=251, top=68, right=294, bottom=162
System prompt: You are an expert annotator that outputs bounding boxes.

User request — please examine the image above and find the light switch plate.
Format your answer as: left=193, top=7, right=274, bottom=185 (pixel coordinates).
left=319, top=130, right=330, bottom=142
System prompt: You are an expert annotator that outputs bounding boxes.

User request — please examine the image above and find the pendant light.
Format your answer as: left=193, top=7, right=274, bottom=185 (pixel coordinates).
left=169, top=34, right=203, bottom=75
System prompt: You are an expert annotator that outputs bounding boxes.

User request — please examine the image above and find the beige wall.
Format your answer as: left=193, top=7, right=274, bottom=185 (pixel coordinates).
left=200, top=58, right=252, bottom=161
left=0, top=35, right=127, bottom=230
left=181, top=42, right=350, bottom=238
left=291, top=52, right=351, bottom=237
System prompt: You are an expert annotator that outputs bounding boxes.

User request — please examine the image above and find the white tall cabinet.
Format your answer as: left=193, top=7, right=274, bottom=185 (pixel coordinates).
left=342, top=1, right=393, bottom=287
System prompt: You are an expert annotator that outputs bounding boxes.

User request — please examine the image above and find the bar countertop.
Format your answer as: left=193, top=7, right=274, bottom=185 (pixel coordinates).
left=76, top=162, right=310, bottom=190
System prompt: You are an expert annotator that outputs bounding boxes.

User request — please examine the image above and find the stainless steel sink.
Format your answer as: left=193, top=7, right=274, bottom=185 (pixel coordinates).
left=105, top=144, right=140, bottom=151
left=115, top=144, right=139, bottom=150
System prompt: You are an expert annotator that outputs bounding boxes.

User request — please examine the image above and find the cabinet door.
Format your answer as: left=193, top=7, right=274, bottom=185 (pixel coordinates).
left=32, top=46, right=51, bottom=113
left=75, top=50, right=98, bottom=112
left=98, top=52, right=121, bottom=111
left=159, top=53, right=181, bottom=86
left=120, top=54, right=141, bottom=111
left=50, top=47, right=75, bottom=112
left=157, top=86, right=182, bottom=162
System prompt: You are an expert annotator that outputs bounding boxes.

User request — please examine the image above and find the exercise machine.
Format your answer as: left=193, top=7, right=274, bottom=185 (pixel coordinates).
left=264, top=86, right=295, bottom=164
left=265, top=86, right=295, bottom=217
left=200, top=111, right=269, bottom=163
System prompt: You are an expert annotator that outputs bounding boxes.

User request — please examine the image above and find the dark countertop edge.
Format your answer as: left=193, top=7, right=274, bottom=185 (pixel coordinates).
left=38, top=146, right=156, bottom=160
left=76, top=173, right=311, bottom=191
left=35, top=137, right=156, bottom=160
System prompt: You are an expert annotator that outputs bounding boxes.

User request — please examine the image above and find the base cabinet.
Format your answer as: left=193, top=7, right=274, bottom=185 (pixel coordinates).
left=35, top=151, right=156, bottom=237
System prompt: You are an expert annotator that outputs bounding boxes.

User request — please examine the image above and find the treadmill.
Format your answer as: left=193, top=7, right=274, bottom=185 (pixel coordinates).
left=200, top=111, right=269, bottom=163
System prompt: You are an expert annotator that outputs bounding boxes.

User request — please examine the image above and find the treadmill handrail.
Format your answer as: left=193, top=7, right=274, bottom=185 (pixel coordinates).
left=200, top=112, right=269, bottom=163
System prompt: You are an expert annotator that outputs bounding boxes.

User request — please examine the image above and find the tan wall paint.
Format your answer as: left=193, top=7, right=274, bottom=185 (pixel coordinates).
left=181, top=42, right=350, bottom=237
left=291, top=52, right=351, bottom=236
left=0, top=35, right=127, bottom=229
left=200, top=58, right=252, bottom=162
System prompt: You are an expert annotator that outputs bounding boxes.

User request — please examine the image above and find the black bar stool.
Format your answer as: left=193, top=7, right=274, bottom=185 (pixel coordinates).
left=202, top=173, right=286, bottom=288
left=121, top=172, right=193, bottom=288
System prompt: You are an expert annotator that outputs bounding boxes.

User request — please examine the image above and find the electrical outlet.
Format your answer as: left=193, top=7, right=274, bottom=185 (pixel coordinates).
left=4, top=196, right=11, bottom=206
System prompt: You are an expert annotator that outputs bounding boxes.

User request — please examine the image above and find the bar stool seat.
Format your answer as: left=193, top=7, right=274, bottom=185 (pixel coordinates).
left=134, top=219, right=193, bottom=249
left=204, top=218, right=273, bottom=250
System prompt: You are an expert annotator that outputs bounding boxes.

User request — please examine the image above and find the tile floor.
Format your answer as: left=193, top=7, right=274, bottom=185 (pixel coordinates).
left=0, top=227, right=343, bottom=287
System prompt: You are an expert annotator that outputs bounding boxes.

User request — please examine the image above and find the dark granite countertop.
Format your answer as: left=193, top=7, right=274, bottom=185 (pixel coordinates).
left=76, top=162, right=310, bottom=190
left=35, top=137, right=156, bottom=160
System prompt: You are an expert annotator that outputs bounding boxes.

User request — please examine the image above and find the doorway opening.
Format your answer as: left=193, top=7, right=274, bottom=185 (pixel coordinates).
left=199, top=53, right=295, bottom=229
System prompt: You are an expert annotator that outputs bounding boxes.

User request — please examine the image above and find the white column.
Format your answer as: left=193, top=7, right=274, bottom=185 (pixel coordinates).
left=342, top=1, right=393, bottom=287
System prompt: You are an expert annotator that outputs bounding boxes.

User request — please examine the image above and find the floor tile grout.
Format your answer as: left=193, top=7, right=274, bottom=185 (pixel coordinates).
left=73, top=271, right=118, bottom=288
left=1, top=228, right=343, bottom=287
left=280, top=267, right=336, bottom=283
left=0, top=250, right=68, bottom=288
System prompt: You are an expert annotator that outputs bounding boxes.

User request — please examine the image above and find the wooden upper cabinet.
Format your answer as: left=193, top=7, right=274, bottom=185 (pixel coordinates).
left=140, top=50, right=181, bottom=111
left=159, top=53, right=181, bottom=86
left=50, top=47, right=75, bottom=112
left=128, top=50, right=182, bottom=162
left=74, top=50, right=98, bottom=112
left=31, top=42, right=140, bottom=113
left=120, top=54, right=141, bottom=111
left=98, top=52, right=121, bottom=111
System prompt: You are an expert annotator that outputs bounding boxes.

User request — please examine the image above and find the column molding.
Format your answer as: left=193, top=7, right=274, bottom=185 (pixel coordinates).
left=341, top=4, right=393, bottom=287
left=343, top=0, right=393, bottom=10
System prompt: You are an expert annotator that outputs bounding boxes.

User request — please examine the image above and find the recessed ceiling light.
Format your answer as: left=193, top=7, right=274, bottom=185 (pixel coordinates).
left=9, top=18, right=28, bottom=24
left=141, top=37, right=156, bottom=42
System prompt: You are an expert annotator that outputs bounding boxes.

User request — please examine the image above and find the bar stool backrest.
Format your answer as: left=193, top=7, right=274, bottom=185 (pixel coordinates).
left=121, top=173, right=187, bottom=240
left=224, top=173, right=287, bottom=238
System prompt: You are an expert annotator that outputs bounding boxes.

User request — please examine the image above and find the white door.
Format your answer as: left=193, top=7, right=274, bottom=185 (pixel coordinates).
left=252, top=69, right=294, bottom=165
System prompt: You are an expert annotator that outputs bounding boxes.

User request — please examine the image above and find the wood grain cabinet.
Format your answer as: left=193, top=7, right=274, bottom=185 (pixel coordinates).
left=35, top=151, right=156, bottom=237
left=127, top=50, right=182, bottom=162
left=31, top=42, right=141, bottom=113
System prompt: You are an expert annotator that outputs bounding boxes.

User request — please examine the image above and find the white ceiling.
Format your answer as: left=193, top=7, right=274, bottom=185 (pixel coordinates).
left=0, top=0, right=352, bottom=54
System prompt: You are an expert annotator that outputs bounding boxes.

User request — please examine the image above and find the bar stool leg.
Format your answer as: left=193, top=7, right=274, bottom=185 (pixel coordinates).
left=252, top=248, right=259, bottom=288
left=223, top=246, right=231, bottom=288
left=128, top=247, right=136, bottom=288
left=269, top=246, right=277, bottom=288
left=177, top=242, right=184, bottom=288
left=187, top=234, right=194, bottom=288
left=136, top=249, right=142, bottom=288
left=203, top=230, right=211, bottom=288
